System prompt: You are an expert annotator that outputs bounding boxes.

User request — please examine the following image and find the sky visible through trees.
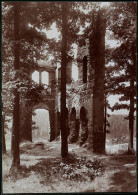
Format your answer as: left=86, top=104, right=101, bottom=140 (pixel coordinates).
left=31, top=3, right=130, bottom=116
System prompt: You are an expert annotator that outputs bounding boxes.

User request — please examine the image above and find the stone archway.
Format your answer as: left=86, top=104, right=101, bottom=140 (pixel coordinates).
left=79, top=107, right=88, bottom=146
left=32, top=108, right=50, bottom=142
left=32, top=103, right=50, bottom=112
left=32, top=103, right=56, bottom=142
left=20, top=101, right=56, bottom=142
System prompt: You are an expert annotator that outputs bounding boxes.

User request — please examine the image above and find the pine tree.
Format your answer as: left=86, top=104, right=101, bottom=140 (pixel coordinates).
left=60, top=2, right=69, bottom=158
left=12, top=2, right=20, bottom=167
left=105, top=2, right=136, bottom=154
left=2, top=2, right=50, bottom=166
left=109, top=40, right=136, bottom=154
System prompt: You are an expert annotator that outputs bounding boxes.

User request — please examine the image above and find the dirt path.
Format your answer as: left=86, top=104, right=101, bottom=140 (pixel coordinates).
left=3, top=140, right=137, bottom=193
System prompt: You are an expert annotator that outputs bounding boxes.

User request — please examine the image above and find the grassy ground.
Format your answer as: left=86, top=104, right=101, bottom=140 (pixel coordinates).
left=2, top=139, right=137, bottom=193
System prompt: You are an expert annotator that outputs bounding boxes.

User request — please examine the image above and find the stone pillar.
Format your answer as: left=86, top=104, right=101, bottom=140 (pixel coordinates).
left=78, top=62, right=83, bottom=84
left=68, top=109, right=79, bottom=143
left=39, top=71, right=42, bottom=85
left=49, top=70, right=56, bottom=95
left=89, top=10, right=106, bottom=153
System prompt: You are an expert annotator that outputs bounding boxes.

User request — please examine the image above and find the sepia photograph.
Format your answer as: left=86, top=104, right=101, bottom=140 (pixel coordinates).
left=2, top=1, right=137, bottom=193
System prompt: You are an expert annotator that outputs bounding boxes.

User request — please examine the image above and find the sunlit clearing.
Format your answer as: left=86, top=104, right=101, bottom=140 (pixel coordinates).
left=72, top=64, right=78, bottom=81
left=32, top=109, right=50, bottom=143
left=32, top=71, right=39, bottom=84
left=42, top=71, right=49, bottom=85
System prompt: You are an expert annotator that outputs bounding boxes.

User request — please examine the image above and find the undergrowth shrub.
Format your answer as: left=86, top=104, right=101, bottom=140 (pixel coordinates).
left=60, top=153, right=103, bottom=181
left=3, top=153, right=103, bottom=184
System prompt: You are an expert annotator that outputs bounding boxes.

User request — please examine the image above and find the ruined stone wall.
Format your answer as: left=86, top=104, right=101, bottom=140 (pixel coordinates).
left=62, top=11, right=106, bottom=153
left=64, top=41, right=94, bottom=145
left=20, top=68, right=58, bottom=143
left=20, top=11, right=106, bottom=153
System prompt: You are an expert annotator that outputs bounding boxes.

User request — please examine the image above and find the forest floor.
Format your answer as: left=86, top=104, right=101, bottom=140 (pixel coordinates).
left=2, top=139, right=137, bottom=193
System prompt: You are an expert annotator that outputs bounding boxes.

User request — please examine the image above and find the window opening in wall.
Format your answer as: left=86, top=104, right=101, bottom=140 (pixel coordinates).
left=32, top=71, right=39, bottom=84
left=72, top=64, right=78, bottom=81
left=42, top=71, right=49, bottom=86
left=32, top=109, right=50, bottom=143
left=83, top=56, right=87, bottom=83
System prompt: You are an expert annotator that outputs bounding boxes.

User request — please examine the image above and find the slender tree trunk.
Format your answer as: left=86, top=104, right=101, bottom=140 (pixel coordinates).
left=128, top=42, right=136, bottom=154
left=61, top=2, right=68, bottom=158
left=12, top=3, right=20, bottom=167
left=104, top=97, right=107, bottom=146
left=2, top=114, right=6, bottom=154
left=128, top=79, right=135, bottom=154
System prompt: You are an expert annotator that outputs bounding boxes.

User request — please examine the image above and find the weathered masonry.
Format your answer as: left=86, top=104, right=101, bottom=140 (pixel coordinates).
left=20, top=12, right=106, bottom=153
left=20, top=61, right=57, bottom=142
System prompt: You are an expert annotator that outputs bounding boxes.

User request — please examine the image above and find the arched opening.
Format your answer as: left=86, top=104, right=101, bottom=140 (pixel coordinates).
left=79, top=107, right=88, bottom=145
left=32, top=109, right=50, bottom=143
left=83, top=56, right=87, bottom=83
left=69, top=107, right=79, bottom=143
left=80, top=107, right=87, bottom=121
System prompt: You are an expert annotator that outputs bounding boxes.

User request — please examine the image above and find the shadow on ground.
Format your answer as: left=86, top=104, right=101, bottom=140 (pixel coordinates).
left=3, top=141, right=137, bottom=193
left=107, top=155, right=136, bottom=192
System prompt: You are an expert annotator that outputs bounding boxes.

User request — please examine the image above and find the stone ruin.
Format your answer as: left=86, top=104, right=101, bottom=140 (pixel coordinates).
left=20, top=12, right=106, bottom=153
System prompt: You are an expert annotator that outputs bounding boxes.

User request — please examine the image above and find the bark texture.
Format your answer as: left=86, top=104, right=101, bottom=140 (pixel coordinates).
left=61, top=2, right=68, bottom=158
left=12, top=3, right=20, bottom=167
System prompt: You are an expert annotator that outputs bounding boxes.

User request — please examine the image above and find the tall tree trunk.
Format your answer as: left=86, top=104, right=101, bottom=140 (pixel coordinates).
left=61, top=2, right=68, bottom=158
left=128, top=79, right=134, bottom=154
left=128, top=42, right=136, bottom=154
left=12, top=3, right=20, bottom=167
left=2, top=114, right=6, bottom=154
left=91, top=11, right=106, bottom=153
left=104, top=96, right=107, bottom=146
